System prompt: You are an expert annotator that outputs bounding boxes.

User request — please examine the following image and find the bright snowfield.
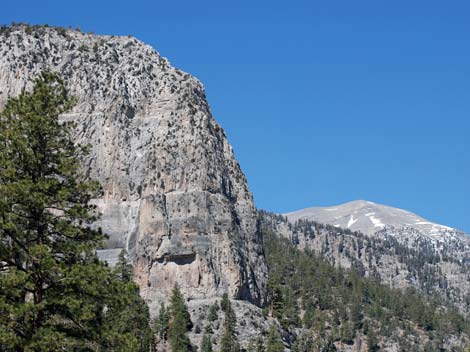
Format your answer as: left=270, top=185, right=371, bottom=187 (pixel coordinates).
left=285, top=200, right=467, bottom=245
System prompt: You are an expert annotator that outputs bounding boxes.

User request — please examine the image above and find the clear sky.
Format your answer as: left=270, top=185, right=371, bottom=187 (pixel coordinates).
left=3, top=1, right=469, bottom=232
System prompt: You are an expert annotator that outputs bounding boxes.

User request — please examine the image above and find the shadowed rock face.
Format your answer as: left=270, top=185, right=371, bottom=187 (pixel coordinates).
left=0, top=24, right=267, bottom=313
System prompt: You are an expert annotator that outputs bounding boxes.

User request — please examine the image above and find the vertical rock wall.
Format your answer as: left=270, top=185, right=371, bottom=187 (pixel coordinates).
left=0, top=24, right=267, bottom=314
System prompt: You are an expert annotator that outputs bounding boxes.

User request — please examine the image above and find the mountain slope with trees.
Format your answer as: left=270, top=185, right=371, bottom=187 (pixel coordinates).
left=261, top=223, right=470, bottom=351
left=259, top=210, right=470, bottom=319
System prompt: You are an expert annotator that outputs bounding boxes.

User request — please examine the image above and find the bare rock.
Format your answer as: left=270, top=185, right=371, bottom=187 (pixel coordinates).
left=0, top=24, right=267, bottom=313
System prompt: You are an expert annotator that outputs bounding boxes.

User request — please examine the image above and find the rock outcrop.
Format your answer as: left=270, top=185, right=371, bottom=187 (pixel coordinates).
left=0, top=24, right=267, bottom=313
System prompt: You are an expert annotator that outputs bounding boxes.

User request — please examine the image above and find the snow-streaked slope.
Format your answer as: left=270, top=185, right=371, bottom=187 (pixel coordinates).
left=285, top=200, right=461, bottom=236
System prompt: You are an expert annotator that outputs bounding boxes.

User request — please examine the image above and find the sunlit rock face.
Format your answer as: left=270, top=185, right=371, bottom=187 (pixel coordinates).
left=0, top=24, right=267, bottom=314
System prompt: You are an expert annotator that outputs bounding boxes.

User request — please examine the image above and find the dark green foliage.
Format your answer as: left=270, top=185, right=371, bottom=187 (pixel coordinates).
left=261, top=226, right=470, bottom=350
left=155, top=302, right=169, bottom=340
left=265, top=325, right=283, bottom=352
left=221, top=293, right=237, bottom=335
left=0, top=72, right=151, bottom=351
left=291, top=331, right=314, bottom=352
left=220, top=293, right=240, bottom=352
left=0, top=23, right=70, bottom=40
left=367, top=328, right=379, bottom=352
left=207, top=302, right=219, bottom=322
left=168, top=285, right=192, bottom=352
left=220, top=327, right=236, bottom=352
left=105, top=252, right=153, bottom=351
left=114, top=249, right=133, bottom=282
left=200, top=328, right=213, bottom=352
left=55, top=26, right=68, bottom=36
left=255, top=337, right=265, bottom=352
left=221, top=292, right=230, bottom=312
left=321, top=339, right=337, bottom=352
left=267, top=282, right=284, bottom=320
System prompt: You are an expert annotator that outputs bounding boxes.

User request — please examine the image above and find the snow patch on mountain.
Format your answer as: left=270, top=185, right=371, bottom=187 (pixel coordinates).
left=285, top=200, right=465, bottom=238
left=285, top=200, right=470, bottom=263
left=369, top=214, right=385, bottom=228
left=347, top=215, right=358, bottom=228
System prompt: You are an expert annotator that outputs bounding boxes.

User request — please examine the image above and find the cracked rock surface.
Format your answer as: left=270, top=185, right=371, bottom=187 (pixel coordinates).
left=0, top=24, right=267, bottom=314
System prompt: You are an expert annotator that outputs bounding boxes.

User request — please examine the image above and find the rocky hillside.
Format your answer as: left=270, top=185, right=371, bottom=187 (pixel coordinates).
left=260, top=227, right=470, bottom=351
left=0, top=23, right=267, bottom=315
left=263, top=205, right=470, bottom=317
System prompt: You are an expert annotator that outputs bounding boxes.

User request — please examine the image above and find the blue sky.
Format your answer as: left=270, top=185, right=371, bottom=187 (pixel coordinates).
left=3, top=1, right=469, bottom=232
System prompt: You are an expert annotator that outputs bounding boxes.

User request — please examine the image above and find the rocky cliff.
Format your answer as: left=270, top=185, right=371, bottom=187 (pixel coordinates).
left=0, top=24, right=267, bottom=313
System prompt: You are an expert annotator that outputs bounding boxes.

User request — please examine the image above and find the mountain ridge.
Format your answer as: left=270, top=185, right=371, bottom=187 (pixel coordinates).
left=285, top=199, right=465, bottom=237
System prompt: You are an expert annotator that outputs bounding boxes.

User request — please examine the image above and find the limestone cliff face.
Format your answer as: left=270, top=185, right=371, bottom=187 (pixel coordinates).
left=0, top=24, right=267, bottom=312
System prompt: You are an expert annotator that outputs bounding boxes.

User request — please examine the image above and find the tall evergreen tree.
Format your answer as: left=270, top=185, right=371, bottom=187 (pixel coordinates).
left=267, top=282, right=284, bottom=320
left=220, top=293, right=240, bottom=352
left=105, top=249, right=153, bottom=351
left=265, top=325, right=283, bottom=352
left=0, top=72, right=151, bottom=351
left=200, top=328, right=213, bottom=352
left=114, top=249, right=133, bottom=282
left=155, top=302, right=169, bottom=340
left=168, top=284, right=192, bottom=352
left=207, top=302, right=219, bottom=322
left=221, top=292, right=230, bottom=312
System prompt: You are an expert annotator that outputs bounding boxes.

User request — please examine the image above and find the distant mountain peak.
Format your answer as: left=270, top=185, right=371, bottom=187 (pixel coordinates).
left=285, top=200, right=460, bottom=236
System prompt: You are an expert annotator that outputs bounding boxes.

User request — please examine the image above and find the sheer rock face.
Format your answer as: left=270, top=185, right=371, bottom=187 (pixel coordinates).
left=0, top=25, right=267, bottom=313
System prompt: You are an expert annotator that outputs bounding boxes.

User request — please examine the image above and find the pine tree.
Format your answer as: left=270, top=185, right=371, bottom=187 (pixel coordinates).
left=168, top=284, right=192, bottom=352
left=268, top=282, right=285, bottom=321
left=207, top=301, right=219, bottom=322
left=220, top=293, right=240, bottom=352
left=200, top=328, right=213, bottom=352
left=155, top=302, right=170, bottom=340
left=265, top=325, right=283, bottom=352
left=221, top=293, right=237, bottom=335
left=104, top=251, right=153, bottom=351
left=0, top=72, right=151, bottom=351
left=114, top=248, right=133, bottom=282
left=221, top=292, right=230, bottom=312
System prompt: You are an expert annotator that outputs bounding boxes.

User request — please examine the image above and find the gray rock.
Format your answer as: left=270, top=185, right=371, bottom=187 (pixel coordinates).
left=0, top=24, right=267, bottom=314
